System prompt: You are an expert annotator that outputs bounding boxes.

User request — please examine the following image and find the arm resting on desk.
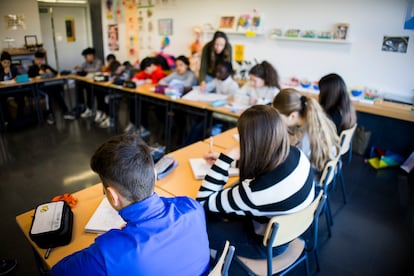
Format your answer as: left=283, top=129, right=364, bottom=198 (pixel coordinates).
left=50, top=243, right=105, bottom=276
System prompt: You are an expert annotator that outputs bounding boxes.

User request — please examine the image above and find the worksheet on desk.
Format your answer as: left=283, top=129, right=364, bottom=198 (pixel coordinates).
left=84, top=197, right=125, bottom=234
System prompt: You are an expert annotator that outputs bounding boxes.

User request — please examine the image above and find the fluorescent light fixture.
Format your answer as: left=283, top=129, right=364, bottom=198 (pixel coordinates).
left=38, top=0, right=88, bottom=4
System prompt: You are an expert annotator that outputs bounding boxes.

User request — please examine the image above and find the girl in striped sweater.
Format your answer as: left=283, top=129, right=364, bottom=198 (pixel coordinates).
left=197, top=105, right=315, bottom=259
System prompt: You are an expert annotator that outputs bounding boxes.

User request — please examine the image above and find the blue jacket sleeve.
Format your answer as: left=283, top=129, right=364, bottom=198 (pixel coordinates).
left=51, top=243, right=106, bottom=276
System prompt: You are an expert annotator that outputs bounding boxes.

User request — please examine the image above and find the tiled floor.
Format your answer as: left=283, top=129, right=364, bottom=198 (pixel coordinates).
left=0, top=111, right=413, bottom=275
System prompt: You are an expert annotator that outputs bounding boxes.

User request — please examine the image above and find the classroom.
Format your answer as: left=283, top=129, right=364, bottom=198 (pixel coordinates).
left=0, top=0, right=413, bottom=275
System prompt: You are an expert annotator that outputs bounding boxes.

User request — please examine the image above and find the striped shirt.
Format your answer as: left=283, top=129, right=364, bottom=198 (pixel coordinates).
left=197, top=146, right=315, bottom=235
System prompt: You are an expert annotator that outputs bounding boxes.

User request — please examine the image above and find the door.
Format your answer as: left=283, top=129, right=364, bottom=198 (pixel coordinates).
left=39, top=5, right=91, bottom=71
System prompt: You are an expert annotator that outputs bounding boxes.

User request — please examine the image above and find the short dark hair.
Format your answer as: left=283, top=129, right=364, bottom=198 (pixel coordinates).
left=140, top=57, right=156, bottom=70
left=90, top=134, right=155, bottom=202
left=82, top=47, right=96, bottom=56
left=216, top=61, right=233, bottom=74
left=34, top=51, right=46, bottom=59
left=106, top=54, right=116, bottom=62
left=175, top=55, right=190, bottom=67
left=0, top=51, right=11, bottom=61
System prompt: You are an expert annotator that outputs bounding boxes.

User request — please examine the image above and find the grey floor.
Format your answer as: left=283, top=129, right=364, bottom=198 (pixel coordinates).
left=0, top=108, right=413, bottom=275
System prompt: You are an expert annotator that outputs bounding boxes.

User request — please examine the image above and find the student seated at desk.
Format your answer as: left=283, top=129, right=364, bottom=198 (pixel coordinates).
left=28, top=51, right=74, bottom=124
left=197, top=105, right=314, bottom=265
left=124, top=57, right=166, bottom=135
left=234, top=61, right=281, bottom=106
left=202, top=61, right=239, bottom=98
left=0, top=51, right=26, bottom=125
left=51, top=134, right=210, bottom=276
left=273, top=88, right=339, bottom=172
left=158, top=55, right=198, bottom=90
left=318, top=73, right=357, bottom=134
left=74, top=47, right=103, bottom=118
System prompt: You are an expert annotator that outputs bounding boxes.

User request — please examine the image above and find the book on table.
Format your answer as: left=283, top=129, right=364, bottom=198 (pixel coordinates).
left=84, top=197, right=125, bottom=234
left=189, top=158, right=239, bottom=180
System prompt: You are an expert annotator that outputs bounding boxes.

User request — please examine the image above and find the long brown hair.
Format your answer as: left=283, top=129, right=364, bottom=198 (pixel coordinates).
left=318, top=73, right=356, bottom=132
left=273, top=88, right=339, bottom=171
left=238, top=105, right=290, bottom=181
left=249, top=61, right=281, bottom=89
left=207, top=31, right=232, bottom=74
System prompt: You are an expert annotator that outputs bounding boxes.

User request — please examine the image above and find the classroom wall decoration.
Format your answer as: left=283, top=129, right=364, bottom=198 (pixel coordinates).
left=404, top=1, right=414, bottom=30
left=158, top=18, right=173, bottom=36
left=65, top=18, right=76, bottom=42
left=125, top=0, right=139, bottom=60
left=108, top=24, right=119, bottom=51
left=381, top=36, right=409, bottom=53
left=4, top=14, right=25, bottom=30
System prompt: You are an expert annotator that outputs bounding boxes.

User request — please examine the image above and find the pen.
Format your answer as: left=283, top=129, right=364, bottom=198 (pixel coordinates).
left=45, top=248, right=52, bottom=259
left=209, top=136, right=214, bottom=153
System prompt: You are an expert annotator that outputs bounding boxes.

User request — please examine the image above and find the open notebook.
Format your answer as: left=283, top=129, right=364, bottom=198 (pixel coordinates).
left=189, top=158, right=239, bottom=180
left=84, top=197, right=126, bottom=234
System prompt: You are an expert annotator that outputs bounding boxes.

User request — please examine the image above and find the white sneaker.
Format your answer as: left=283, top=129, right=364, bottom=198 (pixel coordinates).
left=123, top=122, right=136, bottom=133
left=99, top=117, right=114, bottom=128
left=80, top=107, right=94, bottom=118
left=94, top=110, right=107, bottom=123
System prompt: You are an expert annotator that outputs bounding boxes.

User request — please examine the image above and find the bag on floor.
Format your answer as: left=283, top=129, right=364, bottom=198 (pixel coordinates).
left=29, top=201, right=73, bottom=249
left=352, top=126, right=371, bottom=155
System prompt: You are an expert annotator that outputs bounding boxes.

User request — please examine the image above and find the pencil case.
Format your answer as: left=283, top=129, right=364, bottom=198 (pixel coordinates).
left=210, top=99, right=227, bottom=107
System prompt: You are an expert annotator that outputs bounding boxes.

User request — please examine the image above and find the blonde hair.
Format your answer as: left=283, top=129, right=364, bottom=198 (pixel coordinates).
left=273, top=88, right=340, bottom=171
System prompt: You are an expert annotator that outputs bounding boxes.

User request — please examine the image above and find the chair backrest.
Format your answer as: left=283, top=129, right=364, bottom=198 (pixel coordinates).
left=209, top=240, right=235, bottom=276
left=339, top=124, right=357, bottom=156
left=319, top=155, right=340, bottom=191
left=264, top=190, right=325, bottom=248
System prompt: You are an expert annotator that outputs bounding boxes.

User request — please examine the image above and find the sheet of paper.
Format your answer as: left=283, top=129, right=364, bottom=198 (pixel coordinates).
left=84, top=197, right=125, bottom=234
left=182, top=89, right=228, bottom=102
left=189, top=158, right=239, bottom=180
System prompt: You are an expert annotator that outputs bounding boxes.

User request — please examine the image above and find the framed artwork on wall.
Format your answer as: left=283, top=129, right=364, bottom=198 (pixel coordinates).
left=218, top=15, right=237, bottom=31
left=333, top=23, right=349, bottom=40
left=158, top=18, right=173, bottom=36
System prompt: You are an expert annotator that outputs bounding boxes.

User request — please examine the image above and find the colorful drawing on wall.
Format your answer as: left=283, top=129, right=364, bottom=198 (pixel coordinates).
left=404, top=1, right=414, bottom=30
left=108, top=24, right=119, bottom=51
left=382, top=36, right=409, bottom=53
left=218, top=15, right=237, bottom=31
left=106, top=0, right=113, bottom=20
left=65, top=18, right=76, bottom=42
left=4, top=14, right=25, bottom=30
left=158, top=18, right=173, bottom=36
left=125, top=0, right=139, bottom=61
left=234, top=44, right=245, bottom=63
left=115, top=0, right=124, bottom=23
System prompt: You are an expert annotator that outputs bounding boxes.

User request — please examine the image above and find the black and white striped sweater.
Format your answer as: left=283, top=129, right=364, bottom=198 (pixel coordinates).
left=197, top=146, right=315, bottom=235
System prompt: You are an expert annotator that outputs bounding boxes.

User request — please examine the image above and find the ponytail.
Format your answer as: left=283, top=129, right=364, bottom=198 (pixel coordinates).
left=304, top=96, right=340, bottom=171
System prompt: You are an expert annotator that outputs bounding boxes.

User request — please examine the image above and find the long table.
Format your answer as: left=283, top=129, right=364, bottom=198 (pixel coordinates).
left=15, top=184, right=174, bottom=270
left=15, top=132, right=239, bottom=271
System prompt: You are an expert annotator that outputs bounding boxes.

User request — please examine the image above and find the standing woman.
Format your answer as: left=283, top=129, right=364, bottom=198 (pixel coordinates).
left=199, top=31, right=232, bottom=85
left=318, top=73, right=357, bottom=133
left=273, top=88, right=340, bottom=172
left=234, top=61, right=281, bottom=106
left=197, top=105, right=314, bottom=261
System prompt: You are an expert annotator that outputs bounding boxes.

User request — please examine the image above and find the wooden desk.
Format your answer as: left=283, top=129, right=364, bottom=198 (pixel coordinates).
left=155, top=141, right=239, bottom=199
left=203, top=127, right=239, bottom=150
left=15, top=183, right=173, bottom=269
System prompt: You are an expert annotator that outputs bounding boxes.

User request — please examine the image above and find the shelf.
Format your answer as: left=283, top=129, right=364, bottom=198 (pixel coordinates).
left=271, top=36, right=351, bottom=44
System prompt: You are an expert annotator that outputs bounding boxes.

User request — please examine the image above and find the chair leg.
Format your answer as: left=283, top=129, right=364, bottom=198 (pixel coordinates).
left=339, top=169, right=347, bottom=204
left=313, top=249, right=320, bottom=273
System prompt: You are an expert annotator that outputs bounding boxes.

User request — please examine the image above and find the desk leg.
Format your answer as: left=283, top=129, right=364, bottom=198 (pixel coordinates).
left=165, top=102, right=173, bottom=152
left=33, top=84, right=44, bottom=125
left=64, top=78, right=73, bottom=111
left=134, top=94, right=142, bottom=129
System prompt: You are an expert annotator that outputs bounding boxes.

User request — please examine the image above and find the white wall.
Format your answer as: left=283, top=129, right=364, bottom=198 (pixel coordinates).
left=0, top=0, right=42, bottom=48
left=101, top=0, right=411, bottom=101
